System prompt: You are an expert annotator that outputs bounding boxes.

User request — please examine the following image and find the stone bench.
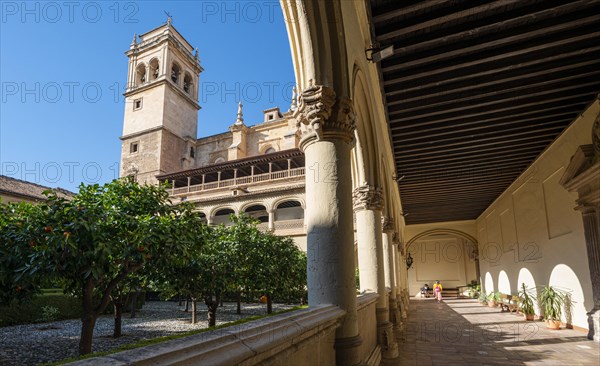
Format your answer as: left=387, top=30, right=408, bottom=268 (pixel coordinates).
left=500, top=294, right=519, bottom=312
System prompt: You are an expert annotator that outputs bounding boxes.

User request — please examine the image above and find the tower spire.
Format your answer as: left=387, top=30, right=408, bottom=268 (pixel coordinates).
left=235, top=101, right=244, bottom=125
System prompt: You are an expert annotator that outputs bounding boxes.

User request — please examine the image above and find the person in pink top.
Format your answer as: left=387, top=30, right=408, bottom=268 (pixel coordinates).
left=433, top=280, right=443, bottom=303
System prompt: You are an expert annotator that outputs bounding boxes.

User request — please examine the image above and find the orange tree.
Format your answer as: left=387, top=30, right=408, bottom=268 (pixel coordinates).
left=154, top=223, right=212, bottom=325
left=158, top=223, right=235, bottom=327
left=18, top=179, right=201, bottom=355
left=0, top=201, right=48, bottom=305
left=218, top=215, right=307, bottom=314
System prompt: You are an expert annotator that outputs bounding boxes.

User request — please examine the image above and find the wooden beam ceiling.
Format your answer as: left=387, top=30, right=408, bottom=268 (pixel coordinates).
left=369, top=0, right=600, bottom=224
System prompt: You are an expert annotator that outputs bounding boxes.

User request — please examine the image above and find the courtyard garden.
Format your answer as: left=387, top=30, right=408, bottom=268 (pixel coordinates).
left=0, top=179, right=307, bottom=364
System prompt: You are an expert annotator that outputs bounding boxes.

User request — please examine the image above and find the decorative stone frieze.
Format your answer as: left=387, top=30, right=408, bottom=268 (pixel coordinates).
left=295, top=84, right=356, bottom=148
left=352, top=185, right=383, bottom=211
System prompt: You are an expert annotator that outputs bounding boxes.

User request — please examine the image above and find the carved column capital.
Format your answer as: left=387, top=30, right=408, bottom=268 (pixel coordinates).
left=295, top=84, right=355, bottom=149
left=392, top=232, right=405, bottom=256
left=352, top=184, right=383, bottom=211
left=381, top=216, right=394, bottom=233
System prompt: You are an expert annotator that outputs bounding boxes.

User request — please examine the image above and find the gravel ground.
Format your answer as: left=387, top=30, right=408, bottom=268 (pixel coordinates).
left=0, top=301, right=296, bottom=366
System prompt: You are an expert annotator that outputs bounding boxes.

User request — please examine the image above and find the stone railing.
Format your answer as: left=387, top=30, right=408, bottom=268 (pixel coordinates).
left=68, top=305, right=344, bottom=366
left=256, top=219, right=305, bottom=233
left=274, top=219, right=305, bottom=231
left=356, top=292, right=381, bottom=366
left=171, top=167, right=305, bottom=196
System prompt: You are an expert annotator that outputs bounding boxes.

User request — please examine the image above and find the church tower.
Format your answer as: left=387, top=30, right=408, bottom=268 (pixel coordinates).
left=119, top=18, right=203, bottom=183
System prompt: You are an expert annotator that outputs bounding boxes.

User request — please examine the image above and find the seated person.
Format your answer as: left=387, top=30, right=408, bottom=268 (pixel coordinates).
left=420, top=284, right=430, bottom=297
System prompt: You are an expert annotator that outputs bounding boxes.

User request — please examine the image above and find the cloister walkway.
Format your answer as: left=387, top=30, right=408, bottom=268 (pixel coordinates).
left=385, top=298, right=600, bottom=366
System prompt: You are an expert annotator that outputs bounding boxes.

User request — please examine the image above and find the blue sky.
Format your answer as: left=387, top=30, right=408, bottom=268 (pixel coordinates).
left=0, top=1, right=295, bottom=192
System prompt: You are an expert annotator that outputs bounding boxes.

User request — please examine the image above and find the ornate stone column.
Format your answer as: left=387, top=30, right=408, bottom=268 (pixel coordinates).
left=394, top=234, right=408, bottom=319
left=382, top=219, right=402, bottom=331
left=390, top=232, right=406, bottom=322
left=267, top=209, right=275, bottom=231
left=354, top=186, right=399, bottom=359
left=295, top=85, right=362, bottom=364
left=560, top=111, right=600, bottom=342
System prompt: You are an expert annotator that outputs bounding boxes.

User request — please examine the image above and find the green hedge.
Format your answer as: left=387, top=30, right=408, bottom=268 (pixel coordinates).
left=0, top=294, right=81, bottom=327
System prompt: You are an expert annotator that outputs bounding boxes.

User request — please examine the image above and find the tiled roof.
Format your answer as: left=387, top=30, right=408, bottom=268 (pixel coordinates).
left=0, top=175, right=74, bottom=201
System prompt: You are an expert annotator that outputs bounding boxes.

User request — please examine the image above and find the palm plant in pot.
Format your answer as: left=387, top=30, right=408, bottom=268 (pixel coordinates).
left=539, top=285, right=565, bottom=329
left=487, top=291, right=501, bottom=307
left=478, top=292, right=487, bottom=305
left=518, top=283, right=536, bottom=321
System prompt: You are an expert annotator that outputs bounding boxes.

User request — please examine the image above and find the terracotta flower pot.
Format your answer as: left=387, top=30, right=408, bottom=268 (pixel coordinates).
left=524, top=314, right=534, bottom=321
left=488, top=301, right=496, bottom=308
left=545, top=319, right=561, bottom=329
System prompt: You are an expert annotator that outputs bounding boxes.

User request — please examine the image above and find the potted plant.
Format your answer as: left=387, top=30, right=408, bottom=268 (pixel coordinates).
left=487, top=292, right=501, bottom=307
left=478, top=292, right=487, bottom=305
left=518, top=283, right=536, bottom=321
left=539, top=285, right=565, bottom=329
left=467, top=281, right=480, bottom=299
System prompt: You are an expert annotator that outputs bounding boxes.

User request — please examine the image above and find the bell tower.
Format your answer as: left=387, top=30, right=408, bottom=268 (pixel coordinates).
left=119, top=18, right=203, bottom=183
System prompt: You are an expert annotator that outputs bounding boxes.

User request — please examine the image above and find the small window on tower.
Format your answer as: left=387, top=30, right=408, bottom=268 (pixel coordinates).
left=130, top=142, right=139, bottom=154
left=133, top=98, right=142, bottom=110
left=171, top=63, right=181, bottom=84
left=183, top=73, right=192, bottom=94
left=190, top=147, right=195, bottom=158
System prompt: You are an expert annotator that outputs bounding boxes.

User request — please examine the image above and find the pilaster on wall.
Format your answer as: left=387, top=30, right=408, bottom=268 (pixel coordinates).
left=228, top=123, right=248, bottom=161
left=560, top=110, right=600, bottom=342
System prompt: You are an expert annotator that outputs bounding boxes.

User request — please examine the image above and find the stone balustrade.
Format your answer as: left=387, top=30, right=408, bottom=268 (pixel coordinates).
left=356, top=292, right=382, bottom=365
left=67, top=305, right=344, bottom=366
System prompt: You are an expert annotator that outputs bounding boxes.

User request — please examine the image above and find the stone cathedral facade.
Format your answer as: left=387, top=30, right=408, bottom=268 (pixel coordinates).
left=119, top=21, right=307, bottom=249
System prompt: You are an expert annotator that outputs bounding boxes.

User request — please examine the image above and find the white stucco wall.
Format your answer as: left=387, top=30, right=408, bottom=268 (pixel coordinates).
left=477, top=99, right=599, bottom=330
left=406, top=235, right=477, bottom=296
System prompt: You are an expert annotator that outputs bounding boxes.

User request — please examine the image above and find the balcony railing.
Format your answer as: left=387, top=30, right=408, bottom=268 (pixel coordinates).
left=256, top=219, right=305, bottom=232
left=275, top=219, right=304, bottom=230
left=171, top=167, right=305, bottom=195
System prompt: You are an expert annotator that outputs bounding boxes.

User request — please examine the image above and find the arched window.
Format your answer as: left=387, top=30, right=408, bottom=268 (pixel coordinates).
left=214, top=157, right=225, bottom=164
left=275, top=200, right=304, bottom=220
left=135, top=64, right=147, bottom=86
left=183, top=73, right=193, bottom=94
left=149, top=59, right=160, bottom=81
left=171, top=62, right=181, bottom=84
left=214, top=208, right=235, bottom=225
left=244, top=204, right=269, bottom=223
left=264, top=147, right=276, bottom=154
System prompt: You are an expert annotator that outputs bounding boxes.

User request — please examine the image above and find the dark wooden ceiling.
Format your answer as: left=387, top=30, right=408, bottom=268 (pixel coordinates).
left=368, top=0, right=600, bottom=224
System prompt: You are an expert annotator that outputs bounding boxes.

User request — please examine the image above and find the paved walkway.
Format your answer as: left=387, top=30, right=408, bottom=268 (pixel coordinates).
left=384, top=297, right=599, bottom=365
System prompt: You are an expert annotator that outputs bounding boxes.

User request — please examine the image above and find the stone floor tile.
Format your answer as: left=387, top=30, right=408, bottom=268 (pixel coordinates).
left=382, top=297, right=600, bottom=366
